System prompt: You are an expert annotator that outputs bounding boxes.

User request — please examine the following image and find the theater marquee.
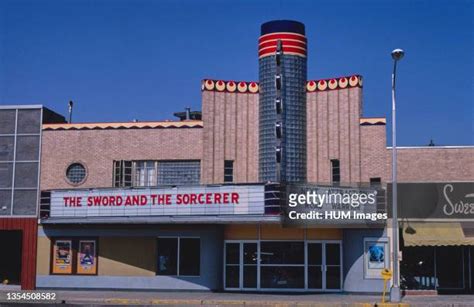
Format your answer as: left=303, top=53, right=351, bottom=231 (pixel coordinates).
left=49, top=185, right=265, bottom=218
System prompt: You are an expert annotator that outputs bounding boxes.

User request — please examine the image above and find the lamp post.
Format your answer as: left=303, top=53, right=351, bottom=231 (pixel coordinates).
left=390, top=48, right=404, bottom=302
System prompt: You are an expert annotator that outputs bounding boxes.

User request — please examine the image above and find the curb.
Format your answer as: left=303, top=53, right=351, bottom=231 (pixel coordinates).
left=70, top=298, right=406, bottom=306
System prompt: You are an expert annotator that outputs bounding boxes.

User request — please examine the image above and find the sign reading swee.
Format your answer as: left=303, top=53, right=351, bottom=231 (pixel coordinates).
left=50, top=185, right=265, bottom=218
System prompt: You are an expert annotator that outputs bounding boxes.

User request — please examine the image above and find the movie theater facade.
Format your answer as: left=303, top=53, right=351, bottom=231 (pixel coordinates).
left=36, top=21, right=474, bottom=292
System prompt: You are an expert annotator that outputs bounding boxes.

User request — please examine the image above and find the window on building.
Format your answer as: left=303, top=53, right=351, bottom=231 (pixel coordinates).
left=113, top=160, right=132, bottom=187
left=157, top=161, right=200, bottom=185
left=331, top=159, right=340, bottom=184
left=113, top=160, right=200, bottom=187
left=134, top=161, right=157, bottom=187
left=276, top=146, right=282, bottom=163
left=224, top=160, right=234, bottom=183
left=157, top=237, right=200, bottom=276
left=275, top=74, right=282, bottom=90
left=275, top=98, right=282, bottom=114
left=275, top=122, right=282, bottom=139
left=66, top=163, right=87, bottom=185
left=370, top=177, right=382, bottom=186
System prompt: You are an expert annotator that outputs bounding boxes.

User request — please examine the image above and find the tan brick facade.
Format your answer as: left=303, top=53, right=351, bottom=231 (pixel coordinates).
left=201, top=90, right=259, bottom=184
left=40, top=127, right=203, bottom=190
left=307, top=87, right=364, bottom=184
left=388, top=147, right=474, bottom=182
left=361, top=124, right=388, bottom=182
left=40, top=81, right=474, bottom=190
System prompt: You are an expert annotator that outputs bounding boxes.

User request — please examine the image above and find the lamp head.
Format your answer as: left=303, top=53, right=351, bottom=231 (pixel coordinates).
left=391, top=48, right=405, bottom=61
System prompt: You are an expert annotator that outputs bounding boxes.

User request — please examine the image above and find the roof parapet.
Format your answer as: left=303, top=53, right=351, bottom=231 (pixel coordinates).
left=43, top=120, right=203, bottom=131
left=201, top=74, right=363, bottom=93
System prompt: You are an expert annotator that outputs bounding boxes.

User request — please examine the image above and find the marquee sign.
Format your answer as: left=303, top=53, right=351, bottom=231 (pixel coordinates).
left=50, top=185, right=265, bottom=218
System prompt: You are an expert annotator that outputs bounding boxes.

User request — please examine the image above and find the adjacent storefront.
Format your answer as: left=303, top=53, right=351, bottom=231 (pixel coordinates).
left=0, top=105, right=65, bottom=290
left=397, top=183, right=474, bottom=294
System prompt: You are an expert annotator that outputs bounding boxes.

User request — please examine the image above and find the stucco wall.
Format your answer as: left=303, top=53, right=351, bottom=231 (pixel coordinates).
left=98, top=237, right=156, bottom=276
left=36, top=225, right=223, bottom=290
left=343, top=228, right=386, bottom=293
left=36, top=236, right=50, bottom=276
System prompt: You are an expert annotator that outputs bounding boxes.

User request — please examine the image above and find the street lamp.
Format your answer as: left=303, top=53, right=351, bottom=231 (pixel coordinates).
left=390, top=48, right=404, bottom=302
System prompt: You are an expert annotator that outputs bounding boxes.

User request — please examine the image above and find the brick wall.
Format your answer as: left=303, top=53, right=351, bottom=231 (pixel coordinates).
left=41, top=86, right=473, bottom=190
left=387, top=147, right=474, bottom=182
left=201, top=91, right=259, bottom=184
left=40, top=127, right=202, bottom=190
left=361, top=124, right=388, bottom=182
left=307, top=87, right=363, bottom=184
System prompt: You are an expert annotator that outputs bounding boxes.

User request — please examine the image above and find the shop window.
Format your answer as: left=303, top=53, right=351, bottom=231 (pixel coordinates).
left=260, top=241, right=304, bottom=289
left=260, top=241, right=304, bottom=264
left=66, top=163, right=87, bottom=185
left=157, top=237, right=200, bottom=276
left=179, top=238, right=200, bottom=276
left=224, top=161, right=234, bottom=183
left=364, top=237, right=389, bottom=279
left=51, top=238, right=98, bottom=275
left=156, top=238, right=178, bottom=275
left=401, top=246, right=436, bottom=290
left=331, top=159, right=340, bottom=185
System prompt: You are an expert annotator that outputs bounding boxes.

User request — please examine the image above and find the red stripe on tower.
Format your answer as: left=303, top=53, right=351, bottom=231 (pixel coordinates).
left=258, top=32, right=307, bottom=58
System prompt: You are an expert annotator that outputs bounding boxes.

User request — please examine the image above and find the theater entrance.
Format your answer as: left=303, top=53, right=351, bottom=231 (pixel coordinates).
left=0, top=231, right=22, bottom=286
left=224, top=240, right=342, bottom=291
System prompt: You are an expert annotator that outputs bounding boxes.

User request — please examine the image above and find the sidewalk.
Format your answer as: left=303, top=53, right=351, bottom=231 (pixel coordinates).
left=1, top=290, right=474, bottom=306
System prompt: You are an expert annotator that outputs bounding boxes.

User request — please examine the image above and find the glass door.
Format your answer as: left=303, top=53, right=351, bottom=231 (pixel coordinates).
left=224, top=243, right=240, bottom=289
left=225, top=240, right=342, bottom=291
left=307, top=242, right=323, bottom=290
left=243, top=243, right=258, bottom=289
left=436, top=246, right=465, bottom=293
left=307, top=241, right=342, bottom=291
left=224, top=241, right=258, bottom=290
left=325, top=242, right=342, bottom=290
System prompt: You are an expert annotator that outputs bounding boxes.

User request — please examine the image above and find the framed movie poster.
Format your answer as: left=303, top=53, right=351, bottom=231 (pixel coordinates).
left=52, top=240, right=72, bottom=274
left=368, top=244, right=385, bottom=269
left=364, top=237, right=389, bottom=279
left=77, top=240, right=97, bottom=275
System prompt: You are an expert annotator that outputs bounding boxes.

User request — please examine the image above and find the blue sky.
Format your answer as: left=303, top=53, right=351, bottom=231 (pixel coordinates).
left=0, top=0, right=472, bottom=146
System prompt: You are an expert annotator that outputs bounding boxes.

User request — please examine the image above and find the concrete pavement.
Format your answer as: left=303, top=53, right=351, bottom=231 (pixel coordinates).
left=0, top=290, right=473, bottom=306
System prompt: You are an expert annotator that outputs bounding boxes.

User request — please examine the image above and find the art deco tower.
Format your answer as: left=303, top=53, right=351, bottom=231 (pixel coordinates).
left=258, top=20, right=307, bottom=182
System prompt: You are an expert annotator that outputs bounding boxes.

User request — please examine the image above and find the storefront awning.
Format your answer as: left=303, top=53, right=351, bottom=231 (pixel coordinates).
left=403, top=222, right=474, bottom=246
